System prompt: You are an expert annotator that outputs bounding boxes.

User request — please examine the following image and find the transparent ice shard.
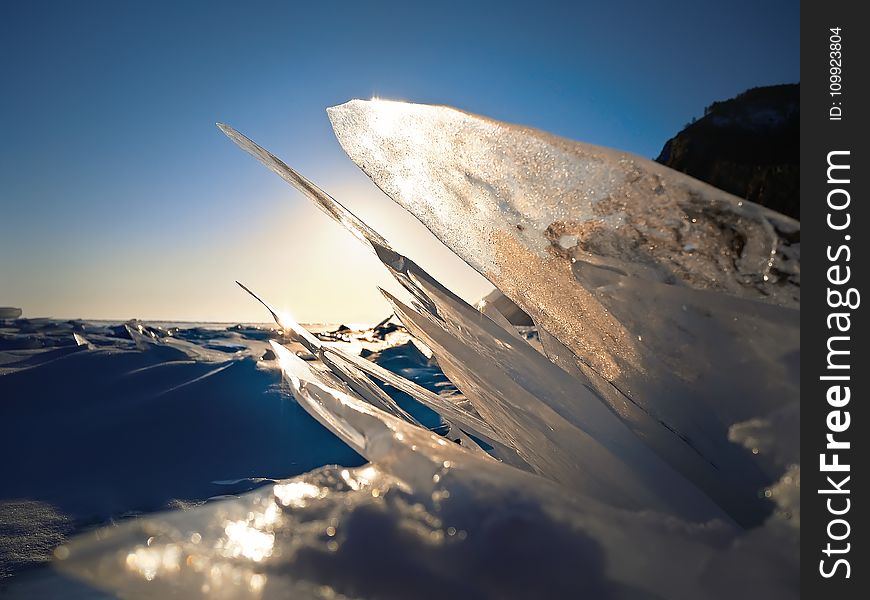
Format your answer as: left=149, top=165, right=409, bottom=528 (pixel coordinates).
left=326, top=99, right=799, bottom=404
left=124, top=321, right=233, bottom=362
left=72, top=332, right=94, bottom=349
left=327, top=99, right=799, bottom=521
left=320, top=347, right=499, bottom=442
left=234, top=279, right=490, bottom=458
left=216, top=124, right=389, bottom=251
left=320, top=347, right=527, bottom=468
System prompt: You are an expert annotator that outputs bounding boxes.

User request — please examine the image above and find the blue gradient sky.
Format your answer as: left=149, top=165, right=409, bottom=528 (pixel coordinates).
left=0, top=0, right=799, bottom=323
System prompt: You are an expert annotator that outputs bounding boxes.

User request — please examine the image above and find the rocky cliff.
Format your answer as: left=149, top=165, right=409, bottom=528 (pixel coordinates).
left=656, top=84, right=799, bottom=219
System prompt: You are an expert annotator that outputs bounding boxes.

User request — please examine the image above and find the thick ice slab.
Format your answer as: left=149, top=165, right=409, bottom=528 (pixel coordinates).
left=327, top=99, right=799, bottom=500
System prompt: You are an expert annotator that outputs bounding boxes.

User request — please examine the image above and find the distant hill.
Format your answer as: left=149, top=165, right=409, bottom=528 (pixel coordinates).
left=656, top=84, right=799, bottom=219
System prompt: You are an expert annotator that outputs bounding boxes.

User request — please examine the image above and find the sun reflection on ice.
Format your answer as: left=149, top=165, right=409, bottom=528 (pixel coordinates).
left=219, top=520, right=275, bottom=562
left=125, top=543, right=181, bottom=581
left=273, top=481, right=325, bottom=507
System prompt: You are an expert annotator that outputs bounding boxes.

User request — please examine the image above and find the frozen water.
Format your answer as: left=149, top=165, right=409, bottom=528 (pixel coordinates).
left=1, top=101, right=801, bottom=598
left=216, top=122, right=779, bottom=526
left=45, top=336, right=796, bottom=599
left=40, top=327, right=797, bottom=599
left=327, top=99, right=798, bottom=415
left=327, top=99, right=799, bottom=522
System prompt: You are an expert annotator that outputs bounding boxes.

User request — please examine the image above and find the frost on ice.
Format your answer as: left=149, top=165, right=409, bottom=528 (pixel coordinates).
left=50, top=101, right=799, bottom=599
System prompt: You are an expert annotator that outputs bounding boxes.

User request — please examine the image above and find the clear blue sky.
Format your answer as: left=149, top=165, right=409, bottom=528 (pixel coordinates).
left=0, top=0, right=799, bottom=323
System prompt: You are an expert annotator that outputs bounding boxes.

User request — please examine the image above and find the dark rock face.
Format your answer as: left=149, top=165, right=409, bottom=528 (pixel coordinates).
left=656, top=84, right=799, bottom=219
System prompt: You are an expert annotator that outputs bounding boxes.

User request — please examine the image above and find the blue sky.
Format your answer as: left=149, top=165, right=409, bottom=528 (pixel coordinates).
left=0, top=0, right=799, bottom=322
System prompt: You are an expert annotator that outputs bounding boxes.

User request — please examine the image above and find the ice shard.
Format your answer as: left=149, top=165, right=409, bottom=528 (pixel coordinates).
left=235, top=280, right=492, bottom=456
left=326, top=99, right=799, bottom=383
left=326, top=99, right=799, bottom=505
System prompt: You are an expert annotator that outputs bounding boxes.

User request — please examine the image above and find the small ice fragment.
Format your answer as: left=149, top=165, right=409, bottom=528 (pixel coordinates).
left=558, top=234, right=579, bottom=250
